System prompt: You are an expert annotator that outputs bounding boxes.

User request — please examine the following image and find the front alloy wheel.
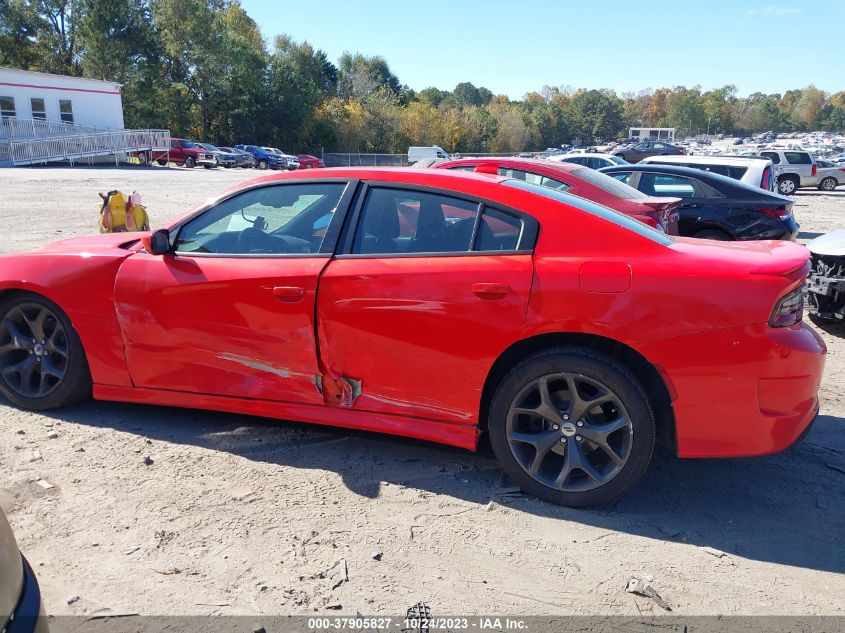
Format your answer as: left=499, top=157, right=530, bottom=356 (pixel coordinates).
left=489, top=347, right=655, bottom=506
left=0, top=295, right=91, bottom=410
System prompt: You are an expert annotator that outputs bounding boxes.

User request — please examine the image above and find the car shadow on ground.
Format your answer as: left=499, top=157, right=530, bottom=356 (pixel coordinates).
left=28, top=400, right=845, bottom=575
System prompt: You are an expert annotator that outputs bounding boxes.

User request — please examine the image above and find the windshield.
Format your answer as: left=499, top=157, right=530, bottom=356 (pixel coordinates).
left=502, top=179, right=672, bottom=245
left=571, top=167, right=647, bottom=200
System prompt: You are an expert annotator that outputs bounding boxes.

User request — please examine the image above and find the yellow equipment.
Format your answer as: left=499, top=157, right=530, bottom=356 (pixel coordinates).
left=98, top=190, right=150, bottom=233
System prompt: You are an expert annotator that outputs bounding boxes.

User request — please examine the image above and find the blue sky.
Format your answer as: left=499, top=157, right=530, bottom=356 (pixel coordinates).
left=240, top=0, right=842, bottom=98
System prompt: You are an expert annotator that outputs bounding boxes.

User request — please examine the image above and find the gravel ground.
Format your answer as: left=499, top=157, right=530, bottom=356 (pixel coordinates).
left=0, top=166, right=843, bottom=618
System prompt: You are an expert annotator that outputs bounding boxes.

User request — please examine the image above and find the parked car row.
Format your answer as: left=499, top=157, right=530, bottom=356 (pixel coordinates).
left=136, top=139, right=324, bottom=171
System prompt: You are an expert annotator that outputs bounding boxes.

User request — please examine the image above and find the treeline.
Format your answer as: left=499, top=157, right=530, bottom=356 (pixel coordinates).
left=2, top=0, right=845, bottom=153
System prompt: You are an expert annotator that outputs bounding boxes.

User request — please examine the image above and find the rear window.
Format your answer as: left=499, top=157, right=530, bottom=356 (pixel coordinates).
left=498, top=168, right=572, bottom=193
left=785, top=152, right=812, bottom=165
left=570, top=167, right=647, bottom=200
left=502, top=179, right=672, bottom=245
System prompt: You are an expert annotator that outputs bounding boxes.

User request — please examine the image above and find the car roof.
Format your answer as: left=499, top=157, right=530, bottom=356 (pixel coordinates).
left=601, top=164, right=788, bottom=198
left=643, top=155, right=771, bottom=166
left=438, top=156, right=582, bottom=173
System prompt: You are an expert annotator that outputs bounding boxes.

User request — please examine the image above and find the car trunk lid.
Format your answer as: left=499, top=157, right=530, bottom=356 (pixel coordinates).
left=638, top=196, right=681, bottom=235
left=673, top=237, right=810, bottom=279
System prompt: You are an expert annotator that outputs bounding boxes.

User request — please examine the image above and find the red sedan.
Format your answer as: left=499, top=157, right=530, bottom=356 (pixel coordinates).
left=0, top=168, right=825, bottom=506
left=298, top=154, right=325, bottom=169
left=436, top=157, right=681, bottom=234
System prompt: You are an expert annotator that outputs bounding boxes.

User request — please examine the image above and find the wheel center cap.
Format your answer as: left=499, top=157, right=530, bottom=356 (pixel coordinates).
left=560, top=421, right=577, bottom=437
left=33, top=343, right=44, bottom=356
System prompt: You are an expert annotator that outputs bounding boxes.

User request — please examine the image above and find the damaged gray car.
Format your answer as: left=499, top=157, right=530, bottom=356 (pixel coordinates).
left=806, top=229, right=845, bottom=322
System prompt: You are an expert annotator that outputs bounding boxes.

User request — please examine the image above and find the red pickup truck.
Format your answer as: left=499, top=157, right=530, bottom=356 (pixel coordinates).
left=138, top=138, right=216, bottom=168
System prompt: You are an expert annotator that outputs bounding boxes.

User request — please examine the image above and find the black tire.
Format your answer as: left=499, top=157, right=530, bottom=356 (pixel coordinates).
left=257, top=159, right=268, bottom=170
left=0, top=293, right=91, bottom=410
left=137, top=152, right=149, bottom=165
left=777, top=175, right=798, bottom=195
left=156, top=159, right=167, bottom=166
left=818, top=177, right=838, bottom=191
left=488, top=346, right=655, bottom=507
left=184, top=156, right=196, bottom=168
left=693, top=229, right=732, bottom=241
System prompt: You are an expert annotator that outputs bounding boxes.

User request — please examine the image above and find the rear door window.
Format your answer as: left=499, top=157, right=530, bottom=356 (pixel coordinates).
left=761, top=151, right=781, bottom=164
left=638, top=173, right=697, bottom=198
left=497, top=168, right=571, bottom=192
left=785, top=152, right=812, bottom=165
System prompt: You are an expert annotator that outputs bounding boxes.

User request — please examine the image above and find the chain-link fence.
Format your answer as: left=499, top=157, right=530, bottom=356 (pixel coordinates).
left=322, top=153, right=410, bottom=167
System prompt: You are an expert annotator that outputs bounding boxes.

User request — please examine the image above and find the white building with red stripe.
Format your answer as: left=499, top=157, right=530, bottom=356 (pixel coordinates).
left=0, top=68, right=168, bottom=166
left=0, top=67, right=125, bottom=130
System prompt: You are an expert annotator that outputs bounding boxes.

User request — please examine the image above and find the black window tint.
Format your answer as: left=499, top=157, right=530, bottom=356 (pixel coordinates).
left=30, top=98, right=46, bottom=120
left=785, top=152, right=812, bottom=165
left=477, top=207, right=522, bottom=252
left=497, top=168, right=571, bottom=192
left=58, top=99, right=73, bottom=123
left=638, top=173, right=697, bottom=198
left=728, top=166, right=748, bottom=179
left=176, top=183, right=346, bottom=255
left=1, top=96, right=16, bottom=117
left=352, top=188, right=479, bottom=255
left=571, top=167, right=646, bottom=199
left=761, top=152, right=781, bottom=164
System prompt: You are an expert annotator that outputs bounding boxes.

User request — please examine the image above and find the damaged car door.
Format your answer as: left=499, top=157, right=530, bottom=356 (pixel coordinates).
left=314, top=184, right=536, bottom=425
left=114, top=180, right=354, bottom=403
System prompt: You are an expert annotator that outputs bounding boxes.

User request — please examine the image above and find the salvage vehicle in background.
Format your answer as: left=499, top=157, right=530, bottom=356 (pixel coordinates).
left=0, top=168, right=825, bottom=507
left=263, top=147, right=300, bottom=171
left=600, top=164, right=798, bottom=241
left=814, top=160, right=845, bottom=191
left=298, top=154, right=325, bottom=169
left=434, top=157, right=681, bottom=233
left=148, top=138, right=216, bottom=169
left=640, top=155, right=776, bottom=192
left=548, top=153, right=629, bottom=170
left=758, top=149, right=818, bottom=195
left=1, top=507, right=47, bottom=633
left=611, top=141, right=685, bottom=162
left=198, top=143, right=238, bottom=168
left=218, top=147, right=255, bottom=168
left=805, top=229, right=845, bottom=322
left=234, top=145, right=285, bottom=170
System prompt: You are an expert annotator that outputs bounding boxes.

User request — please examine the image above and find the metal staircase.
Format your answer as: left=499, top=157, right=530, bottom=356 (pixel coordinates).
left=0, top=117, right=170, bottom=167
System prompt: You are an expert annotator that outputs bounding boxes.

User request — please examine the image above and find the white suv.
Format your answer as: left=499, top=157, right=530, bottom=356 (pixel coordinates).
left=758, top=150, right=818, bottom=194
left=639, top=155, right=776, bottom=191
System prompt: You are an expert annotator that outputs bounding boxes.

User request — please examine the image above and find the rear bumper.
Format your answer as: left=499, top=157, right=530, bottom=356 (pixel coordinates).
left=7, top=556, right=48, bottom=633
left=640, top=321, right=827, bottom=458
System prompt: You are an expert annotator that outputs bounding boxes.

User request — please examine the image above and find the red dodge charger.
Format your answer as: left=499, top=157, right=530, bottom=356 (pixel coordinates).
left=0, top=168, right=825, bottom=506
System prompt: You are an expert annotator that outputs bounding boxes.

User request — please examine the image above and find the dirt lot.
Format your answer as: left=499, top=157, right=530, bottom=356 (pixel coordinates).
left=0, top=166, right=843, bottom=617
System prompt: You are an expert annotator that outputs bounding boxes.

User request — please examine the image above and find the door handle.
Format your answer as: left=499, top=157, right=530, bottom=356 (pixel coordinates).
left=472, top=282, right=511, bottom=299
left=268, top=285, right=305, bottom=302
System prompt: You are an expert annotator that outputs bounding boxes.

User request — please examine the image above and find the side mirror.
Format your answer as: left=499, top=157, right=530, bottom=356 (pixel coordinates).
left=142, top=228, right=171, bottom=255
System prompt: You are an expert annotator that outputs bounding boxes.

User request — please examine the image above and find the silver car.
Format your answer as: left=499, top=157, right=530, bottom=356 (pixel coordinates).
left=815, top=160, right=845, bottom=191
left=1, top=507, right=48, bottom=633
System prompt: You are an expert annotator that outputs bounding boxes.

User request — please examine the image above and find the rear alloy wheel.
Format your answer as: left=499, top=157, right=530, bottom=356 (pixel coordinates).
left=184, top=156, right=196, bottom=169
left=137, top=151, right=149, bottom=165
left=488, top=347, right=655, bottom=507
left=818, top=177, right=838, bottom=191
left=778, top=176, right=798, bottom=195
left=693, top=229, right=732, bottom=241
left=0, top=295, right=91, bottom=410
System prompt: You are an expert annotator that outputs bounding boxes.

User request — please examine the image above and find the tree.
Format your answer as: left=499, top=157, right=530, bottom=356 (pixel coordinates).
left=568, top=89, right=624, bottom=143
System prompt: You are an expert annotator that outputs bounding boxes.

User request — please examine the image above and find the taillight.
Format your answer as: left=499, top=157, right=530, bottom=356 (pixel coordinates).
left=758, top=207, right=791, bottom=221
left=761, top=166, right=772, bottom=190
left=769, top=287, right=803, bottom=327
left=811, top=164, right=817, bottom=177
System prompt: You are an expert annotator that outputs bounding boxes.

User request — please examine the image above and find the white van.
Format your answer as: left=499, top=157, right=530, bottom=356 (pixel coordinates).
left=408, top=145, right=450, bottom=163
